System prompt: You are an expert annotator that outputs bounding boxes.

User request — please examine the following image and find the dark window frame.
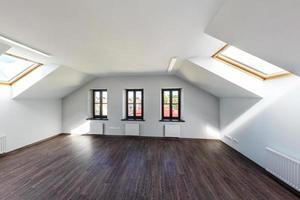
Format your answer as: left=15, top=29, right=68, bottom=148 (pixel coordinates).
left=125, top=89, right=144, bottom=120
left=92, top=89, right=108, bottom=119
left=161, top=88, right=181, bottom=121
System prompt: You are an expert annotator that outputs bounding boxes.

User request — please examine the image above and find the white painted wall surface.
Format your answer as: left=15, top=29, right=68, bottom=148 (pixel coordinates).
left=0, top=85, right=62, bottom=152
left=62, top=75, right=220, bottom=139
left=220, top=76, right=300, bottom=168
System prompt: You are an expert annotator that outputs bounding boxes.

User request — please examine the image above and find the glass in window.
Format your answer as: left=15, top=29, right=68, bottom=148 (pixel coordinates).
left=136, top=104, right=142, bottom=117
left=102, top=91, right=107, bottom=103
left=163, top=104, right=170, bottom=117
left=136, top=91, right=142, bottom=104
left=128, top=104, right=134, bottom=116
left=102, top=104, right=107, bottom=116
left=163, top=91, right=170, bottom=104
left=94, top=91, right=100, bottom=103
left=128, top=91, right=134, bottom=103
left=172, top=91, right=178, bottom=103
left=94, top=104, right=100, bottom=116
left=172, top=104, right=179, bottom=118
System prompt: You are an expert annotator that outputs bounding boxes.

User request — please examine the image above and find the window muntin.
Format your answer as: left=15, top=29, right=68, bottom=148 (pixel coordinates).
left=213, top=45, right=290, bottom=80
left=162, top=88, right=181, bottom=120
left=92, top=90, right=108, bottom=119
left=126, top=89, right=144, bottom=120
left=0, top=53, right=41, bottom=84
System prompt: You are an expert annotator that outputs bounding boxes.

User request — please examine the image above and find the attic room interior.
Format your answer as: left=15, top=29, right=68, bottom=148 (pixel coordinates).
left=0, top=0, right=299, bottom=199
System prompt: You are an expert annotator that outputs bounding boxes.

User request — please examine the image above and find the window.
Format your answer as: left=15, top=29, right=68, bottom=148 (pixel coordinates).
left=0, top=53, right=41, bottom=85
left=92, top=89, right=108, bottom=119
left=162, top=88, right=181, bottom=121
left=213, top=45, right=290, bottom=80
left=125, top=89, right=144, bottom=120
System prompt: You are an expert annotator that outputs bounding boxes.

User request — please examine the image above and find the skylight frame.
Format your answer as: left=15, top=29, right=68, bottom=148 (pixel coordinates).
left=0, top=53, right=42, bottom=85
left=212, top=45, right=290, bottom=80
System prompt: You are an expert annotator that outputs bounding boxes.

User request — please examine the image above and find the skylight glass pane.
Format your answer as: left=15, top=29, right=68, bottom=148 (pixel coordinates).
left=220, top=46, right=287, bottom=75
left=0, top=54, right=35, bottom=82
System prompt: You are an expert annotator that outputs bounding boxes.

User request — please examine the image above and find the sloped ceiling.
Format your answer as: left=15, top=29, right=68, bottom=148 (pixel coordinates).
left=2, top=0, right=297, bottom=99
left=0, top=43, right=10, bottom=54
left=13, top=66, right=95, bottom=99
left=177, top=60, right=260, bottom=98
left=206, top=0, right=300, bottom=76
left=0, top=0, right=224, bottom=75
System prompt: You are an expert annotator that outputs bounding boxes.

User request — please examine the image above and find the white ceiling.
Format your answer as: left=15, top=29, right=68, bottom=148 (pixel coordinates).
left=0, top=0, right=224, bottom=75
left=177, top=60, right=260, bottom=98
left=0, top=43, right=10, bottom=54
left=2, top=0, right=297, bottom=99
left=206, top=0, right=300, bottom=76
left=13, top=66, right=95, bottom=99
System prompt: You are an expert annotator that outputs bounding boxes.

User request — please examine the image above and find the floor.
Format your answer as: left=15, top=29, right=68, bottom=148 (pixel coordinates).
left=0, top=135, right=298, bottom=200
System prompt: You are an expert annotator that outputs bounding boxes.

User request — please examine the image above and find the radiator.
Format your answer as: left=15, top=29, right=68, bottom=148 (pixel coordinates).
left=125, top=124, right=140, bottom=136
left=266, top=147, right=300, bottom=192
left=164, top=124, right=181, bottom=138
left=88, top=121, right=104, bottom=135
left=0, top=135, right=6, bottom=154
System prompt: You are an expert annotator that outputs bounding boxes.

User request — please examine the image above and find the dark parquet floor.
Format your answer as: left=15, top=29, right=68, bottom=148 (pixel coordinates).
left=0, top=135, right=298, bottom=200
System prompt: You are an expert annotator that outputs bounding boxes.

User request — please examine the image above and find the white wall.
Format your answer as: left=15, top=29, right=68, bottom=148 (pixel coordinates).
left=220, top=76, right=300, bottom=168
left=0, top=85, right=62, bottom=152
left=62, top=75, right=220, bottom=139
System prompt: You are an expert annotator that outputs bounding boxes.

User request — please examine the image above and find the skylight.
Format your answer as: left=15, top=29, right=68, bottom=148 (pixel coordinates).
left=213, top=45, right=290, bottom=80
left=0, top=54, right=41, bottom=85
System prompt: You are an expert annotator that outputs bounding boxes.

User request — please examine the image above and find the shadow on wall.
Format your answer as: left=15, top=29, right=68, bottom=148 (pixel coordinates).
left=221, top=80, right=300, bottom=140
left=219, top=79, right=300, bottom=166
left=220, top=98, right=260, bottom=132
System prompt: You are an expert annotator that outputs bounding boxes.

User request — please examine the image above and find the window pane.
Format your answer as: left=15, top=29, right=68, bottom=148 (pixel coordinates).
left=102, top=104, right=107, bottom=116
left=163, top=104, right=170, bottom=118
left=136, top=91, right=142, bottom=104
left=136, top=103, right=142, bottom=117
left=94, top=104, right=100, bottom=116
left=102, top=91, right=107, bottom=103
left=94, top=91, right=100, bottom=103
left=172, top=104, right=179, bottom=118
left=128, top=91, right=134, bottom=103
left=172, top=90, right=179, bottom=103
left=128, top=104, right=134, bottom=116
left=163, top=91, right=170, bottom=104
left=0, top=54, right=36, bottom=82
left=220, top=46, right=287, bottom=75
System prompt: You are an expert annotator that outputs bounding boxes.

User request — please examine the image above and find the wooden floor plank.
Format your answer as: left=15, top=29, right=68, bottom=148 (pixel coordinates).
left=0, top=135, right=297, bottom=200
